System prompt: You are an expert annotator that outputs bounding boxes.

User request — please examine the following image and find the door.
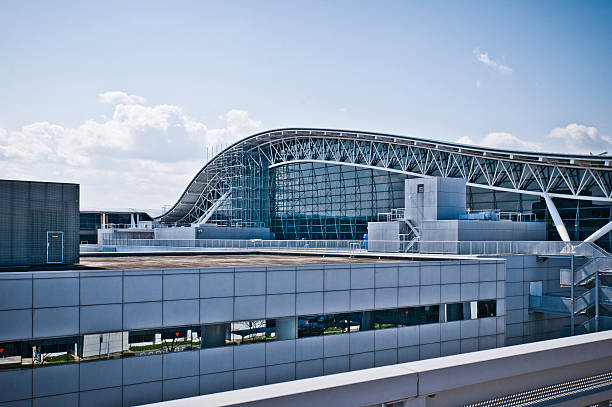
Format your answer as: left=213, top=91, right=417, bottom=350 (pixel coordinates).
left=47, top=231, right=64, bottom=264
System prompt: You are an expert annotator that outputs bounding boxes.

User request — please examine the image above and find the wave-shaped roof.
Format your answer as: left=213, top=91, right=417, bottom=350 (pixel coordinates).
left=158, top=128, right=612, bottom=224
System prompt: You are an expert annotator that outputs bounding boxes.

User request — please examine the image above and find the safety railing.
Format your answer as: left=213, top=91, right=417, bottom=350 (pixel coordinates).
left=100, top=238, right=365, bottom=252
left=561, top=257, right=612, bottom=287
left=560, top=316, right=612, bottom=337
left=97, top=238, right=609, bottom=258
left=530, top=288, right=595, bottom=315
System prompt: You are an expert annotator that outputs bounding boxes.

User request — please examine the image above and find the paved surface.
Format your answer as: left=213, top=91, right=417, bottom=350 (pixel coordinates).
left=78, top=254, right=402, bottom=270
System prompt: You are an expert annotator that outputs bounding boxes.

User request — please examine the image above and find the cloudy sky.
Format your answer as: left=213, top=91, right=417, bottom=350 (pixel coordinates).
left=1, top=1, right=611, bottom=210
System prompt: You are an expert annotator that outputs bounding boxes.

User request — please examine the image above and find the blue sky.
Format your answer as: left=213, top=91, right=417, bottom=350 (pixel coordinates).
left=1, top=1, right=611, bottom=209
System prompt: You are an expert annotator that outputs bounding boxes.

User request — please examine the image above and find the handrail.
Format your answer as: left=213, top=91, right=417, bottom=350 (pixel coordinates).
left=98, top=238, right=611, bottom=258
left=531, top=287, right=596, bottom=315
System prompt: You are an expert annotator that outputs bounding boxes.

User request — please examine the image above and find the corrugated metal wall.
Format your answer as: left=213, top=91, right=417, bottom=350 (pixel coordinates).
left=0, top=179, right=79, bottom=266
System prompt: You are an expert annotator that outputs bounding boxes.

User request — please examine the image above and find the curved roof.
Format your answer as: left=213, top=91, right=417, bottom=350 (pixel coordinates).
left=157, top=128, right=612, bottom=224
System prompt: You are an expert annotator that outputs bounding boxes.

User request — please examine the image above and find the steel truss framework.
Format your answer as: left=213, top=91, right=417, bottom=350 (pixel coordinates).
left=158, top=128, right=612, bottom=226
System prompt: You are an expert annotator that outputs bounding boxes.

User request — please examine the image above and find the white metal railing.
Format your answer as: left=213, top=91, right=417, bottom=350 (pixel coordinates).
left=100, top=238, right=365, bottom=252
left=98, top=238, right=609, bottom=258
left=377, top=208, right=406, bottom=222
left=498, top=211, right=537, bottom=222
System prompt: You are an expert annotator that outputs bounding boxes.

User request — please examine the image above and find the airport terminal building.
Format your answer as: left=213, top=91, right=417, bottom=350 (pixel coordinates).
left=158, top=128, right=612, bottom=248
left=2, top=128, right=612, bottom=407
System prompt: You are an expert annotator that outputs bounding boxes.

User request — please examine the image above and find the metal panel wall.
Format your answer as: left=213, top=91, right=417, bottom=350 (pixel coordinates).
left=0, top=179, right=79, bottom=266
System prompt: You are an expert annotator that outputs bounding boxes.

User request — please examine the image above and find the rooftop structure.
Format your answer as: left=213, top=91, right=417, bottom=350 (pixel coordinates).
left=0, top=179, right=79, bottom=266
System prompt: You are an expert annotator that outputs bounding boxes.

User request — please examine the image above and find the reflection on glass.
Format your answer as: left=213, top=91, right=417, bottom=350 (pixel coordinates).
left=445, top=303, right=464, bottom=322
left=0, top=299, right=499, bottom=370
left=298, top=313, right=363, bottom=338
left=398, top=306, right=439, bottom=327
left=230, top=320, right=275, bottom=344
left=29, top=337, right=79, bottom=367
left=477, top=300, right=497, bottom=318
left=372, top=309, right=398, bottom=329
left=125, top=327, right=201, bottom=356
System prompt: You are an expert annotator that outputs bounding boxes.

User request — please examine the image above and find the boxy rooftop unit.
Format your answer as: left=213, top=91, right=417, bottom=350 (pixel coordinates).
left=0, top=179, right=79, bottom=266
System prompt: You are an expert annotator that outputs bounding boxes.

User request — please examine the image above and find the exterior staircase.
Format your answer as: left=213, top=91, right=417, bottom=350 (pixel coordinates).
left=530, top=242, right=612, bottom=335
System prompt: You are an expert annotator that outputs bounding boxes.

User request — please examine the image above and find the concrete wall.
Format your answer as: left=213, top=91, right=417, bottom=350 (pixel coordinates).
left=153, top=225, right=272, bottom=240
left=405, top=177, right=466, bottom=225
left=503, top=255, right=581, bottom=345
left=196, top=225, right=271, bottom=240
left=367, top=221, right=405, bottom=252
left=154, top=227, right=198, bottom=240
left=0, top=259, right=504, bottom=406
left=0, top=179, right=79, bottom=266
left=420, top=220, right=546, bottom=245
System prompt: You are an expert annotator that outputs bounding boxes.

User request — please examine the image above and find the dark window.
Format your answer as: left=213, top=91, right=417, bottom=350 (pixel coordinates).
left=477, top=300, right=496, bottom=318
left=398, top=305, right=439, bottom=326
left=446, top=303, right=464, bottom=322
left=371, top=309, right=398, bottom=329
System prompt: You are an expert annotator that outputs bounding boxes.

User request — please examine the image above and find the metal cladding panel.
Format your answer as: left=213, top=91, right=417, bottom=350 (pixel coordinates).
left=0, top=179, right=79, bottom=266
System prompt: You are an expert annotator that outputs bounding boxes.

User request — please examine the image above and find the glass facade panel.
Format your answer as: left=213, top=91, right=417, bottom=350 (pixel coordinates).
left=398, top=305, right=440, bottom=326
left=270, top=163, right=405, bottom=240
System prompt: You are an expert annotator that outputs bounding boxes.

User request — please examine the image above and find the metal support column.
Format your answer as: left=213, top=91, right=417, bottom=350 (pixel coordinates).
left=595, top=270, right=600, bottom=332
left=584, top=220, right=612, bottom=243
left=544, top=194, right=571, bottom=242
left=570, top=255, right=575, bottom=336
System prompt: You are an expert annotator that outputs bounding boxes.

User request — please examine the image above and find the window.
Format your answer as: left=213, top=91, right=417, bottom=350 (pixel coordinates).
left=477, top=300, right=497, bottom=318
left=230, top=320, right=276, bottom=344
left=372, top=309, right=398, bottom=329
left=31, top=337, right=79, bottom=366
left=126, top=326, right=201, bottom=356
left=0, top=342, right=23, bottom=369
left=445, top=303, right=464, bottom=322
left=298, top=313, right=363, bottom=338
left=398, top=305, right=439, bottom=326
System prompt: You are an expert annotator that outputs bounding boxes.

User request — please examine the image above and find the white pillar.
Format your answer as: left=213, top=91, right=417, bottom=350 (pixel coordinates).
left=130, top=213, right=135, bottom=228
left=544, top=194, right=571, bottom=242
left=584, top=220, right=612, bottom=243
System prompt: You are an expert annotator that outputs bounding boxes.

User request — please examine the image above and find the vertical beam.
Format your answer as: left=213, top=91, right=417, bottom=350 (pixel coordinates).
left=570, top=255, right=575, bottom=336
left=544, top=194, right=571, bottom=242
left=595, top=270, right=600, bottom=332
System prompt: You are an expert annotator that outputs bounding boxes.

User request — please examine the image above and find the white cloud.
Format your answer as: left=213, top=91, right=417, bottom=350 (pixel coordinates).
left=481, top=132, right=541, bottom=151
left=476, top=80, right=481, bottom=88
left=473, top=48, right=512, bottom=74
left=456, top=136, right=474, bottom=145
left=0, top=93, right=262, bottom=209
left=99, top=91, right=148, bottom=105
left=455, top=133, right=540, bottom=151
left=206, top=109, right=262, bottom=146
left=547, top=123, right=612, bottom=155
left=338, top=107, right=348, bottom=113
left=456, top=124, right=610, bottom=155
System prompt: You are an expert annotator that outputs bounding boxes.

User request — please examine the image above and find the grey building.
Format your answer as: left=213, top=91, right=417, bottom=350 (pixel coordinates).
left=0, top=255, right=509, bottom=406
left=0, top=179, right=79, bottom=266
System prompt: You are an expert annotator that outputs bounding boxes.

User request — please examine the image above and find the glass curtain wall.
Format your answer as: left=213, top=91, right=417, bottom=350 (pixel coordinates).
left=467, top=187, right=612, bottom=249
left=270, top=163, right=405, bottom=240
